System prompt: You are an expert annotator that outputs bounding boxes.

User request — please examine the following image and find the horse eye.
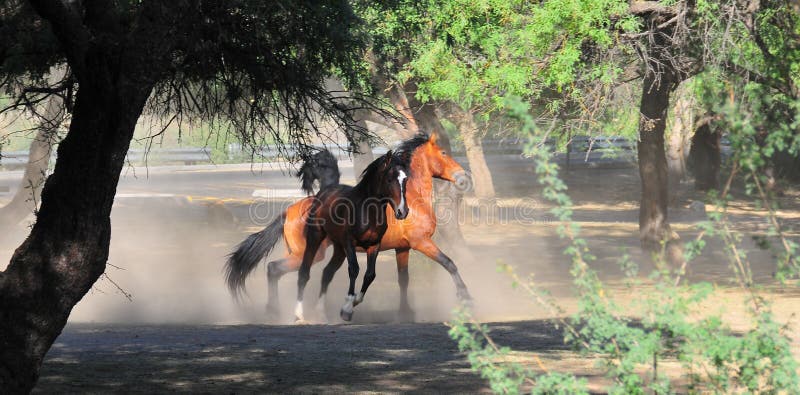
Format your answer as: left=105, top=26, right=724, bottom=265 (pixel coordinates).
left=441, top=150, right=447, bottom=156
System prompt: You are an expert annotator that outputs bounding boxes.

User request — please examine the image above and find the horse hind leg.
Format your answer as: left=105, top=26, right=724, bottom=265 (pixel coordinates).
left=316, top=246, right=345, bottom=323
left=265, top=257, right=298, bottom=321
left=395, top=248, right=415, bottom=322
left=296, top=229, right=325, bottom=324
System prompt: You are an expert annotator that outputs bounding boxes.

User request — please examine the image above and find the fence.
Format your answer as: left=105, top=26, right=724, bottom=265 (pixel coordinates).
left=0, top=148, right=214, bottom=170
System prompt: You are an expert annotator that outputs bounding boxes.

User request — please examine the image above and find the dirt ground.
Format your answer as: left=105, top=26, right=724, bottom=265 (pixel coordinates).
left=35, top=321, right=570, bottom=394
left=9, top=165, right=800, bottom=393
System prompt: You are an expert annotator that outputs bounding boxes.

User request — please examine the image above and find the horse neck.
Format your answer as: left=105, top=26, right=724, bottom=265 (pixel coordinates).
left=352, top=176, right=389, bottom=224
left=352, top=171, right=386, bottom=204
left=407, top=151, right=435, bottom=210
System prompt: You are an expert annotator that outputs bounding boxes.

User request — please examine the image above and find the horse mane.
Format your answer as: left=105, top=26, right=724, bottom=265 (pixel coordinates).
left=394, top=133, right=430, bottom=163
left=359, top=151, right=392, bottom=182
left=358, top=150, right=410, bottom=184
left=297, top=150, right=340, bottom=195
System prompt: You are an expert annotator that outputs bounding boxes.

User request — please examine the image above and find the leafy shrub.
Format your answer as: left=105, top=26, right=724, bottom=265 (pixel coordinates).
left=449, top=97, right=800, bottom=394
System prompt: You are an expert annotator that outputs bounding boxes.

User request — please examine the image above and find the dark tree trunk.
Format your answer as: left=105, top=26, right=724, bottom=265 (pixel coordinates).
left=0, top=52, right=154, bottom=392
left=638, top=61, right=678, bottom=249
left=688, top=122, right=721, bottom=191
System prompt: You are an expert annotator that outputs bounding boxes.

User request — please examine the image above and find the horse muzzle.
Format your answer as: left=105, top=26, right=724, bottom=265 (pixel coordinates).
left=454, top=171, right=471, bottom=191
left=394, top=205, right=409, bottom=220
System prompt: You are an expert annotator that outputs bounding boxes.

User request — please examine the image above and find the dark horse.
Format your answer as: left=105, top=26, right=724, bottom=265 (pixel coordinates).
left=295, top=151, right=410, bottom=322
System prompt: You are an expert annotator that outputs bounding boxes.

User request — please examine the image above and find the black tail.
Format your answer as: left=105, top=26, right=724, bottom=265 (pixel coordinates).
left=225, top=212, right=287, bottom=298
left=297, top=150, right=340, bottom=195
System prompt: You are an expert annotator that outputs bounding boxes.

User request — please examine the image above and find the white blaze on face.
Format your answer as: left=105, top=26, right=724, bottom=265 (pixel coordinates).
left=397, top=169, right=407, bottom=213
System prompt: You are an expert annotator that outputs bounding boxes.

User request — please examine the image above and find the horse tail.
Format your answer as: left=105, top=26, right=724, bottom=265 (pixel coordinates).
left=296, top=150, right=340, bottom=195
left=225, top=212, right=287, bottom=298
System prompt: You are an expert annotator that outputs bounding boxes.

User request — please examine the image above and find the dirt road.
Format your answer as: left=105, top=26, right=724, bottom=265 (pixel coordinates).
left=35, top=320, right=567, bottom=394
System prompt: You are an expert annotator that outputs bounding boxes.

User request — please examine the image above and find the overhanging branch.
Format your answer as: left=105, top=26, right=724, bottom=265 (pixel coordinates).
left=27, top=0, right=89, bottom=79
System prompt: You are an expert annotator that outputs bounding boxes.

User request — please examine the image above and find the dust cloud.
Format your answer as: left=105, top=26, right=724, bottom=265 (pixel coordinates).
left=0, top=190, right=565, bottom=325
left=0, top=162, right=790, bottom=326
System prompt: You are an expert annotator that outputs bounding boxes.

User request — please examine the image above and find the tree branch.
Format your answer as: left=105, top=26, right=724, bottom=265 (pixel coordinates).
left=722, top=61, right=794, bottom=97
left=629, top=1, right=677, bottom=16
left=27, top=0, right=89, bottom=79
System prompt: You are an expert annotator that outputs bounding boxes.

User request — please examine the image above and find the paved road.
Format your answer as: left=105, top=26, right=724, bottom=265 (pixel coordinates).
left=0, top=161, right=358, bottom=201
left=0, top=153, right=634, bottom=203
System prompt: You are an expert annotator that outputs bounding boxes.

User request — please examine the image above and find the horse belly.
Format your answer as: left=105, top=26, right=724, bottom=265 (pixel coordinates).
left=377, top=224, right=409, bottom=250
left=284, top=198, right=313, bottom=255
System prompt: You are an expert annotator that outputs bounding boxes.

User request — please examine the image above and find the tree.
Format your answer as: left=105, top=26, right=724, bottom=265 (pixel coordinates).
left=0, top=96, right=62, bottom=227
left=0, top=1, right=369, bottom=391
left=666, top=82, right=695, bottom=204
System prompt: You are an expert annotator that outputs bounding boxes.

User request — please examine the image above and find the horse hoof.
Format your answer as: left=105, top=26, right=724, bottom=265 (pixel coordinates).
left=397, top=308, right=415, bottom=323
left=294, top=318, right=312, bottom=325
left=340, top=309, right=354, bottom=322
left=265, top=304, right=281, bottom=323
left=354, top=292, right=365, bottom=306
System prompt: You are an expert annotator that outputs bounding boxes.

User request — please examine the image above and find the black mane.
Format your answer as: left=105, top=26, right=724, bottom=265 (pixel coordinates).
left=359, top=151, right=406, bottom=181
left=394, top=133, right=430, bottom=162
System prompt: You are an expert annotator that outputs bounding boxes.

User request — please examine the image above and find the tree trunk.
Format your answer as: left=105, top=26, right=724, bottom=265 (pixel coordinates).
left=0, top=97, right=61, bottom=227
left=666, top=82, right=694, bottom=205
left=638, top=63, right=678, bottom=249
left=413, top=101, right=468, bottom=246
left=399, top=77, right=469, bottom=247
left=351, top=117, right=375, bottom=177
left=446, top=106, right=495, bottom=199
left=688, top=121, right=721, bottom=191
left=0, top=61, right=153, bottom=393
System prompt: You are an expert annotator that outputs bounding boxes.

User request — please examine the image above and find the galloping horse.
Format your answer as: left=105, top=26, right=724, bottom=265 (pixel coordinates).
left=296, top=151, right=410, bottom=322
left=225, top=133, right=472, bottom=321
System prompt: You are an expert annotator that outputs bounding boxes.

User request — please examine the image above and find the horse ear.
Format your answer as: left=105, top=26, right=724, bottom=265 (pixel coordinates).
left=382, top=150, right=394, bottom=168
left=429, top=132, right=438, bottom=145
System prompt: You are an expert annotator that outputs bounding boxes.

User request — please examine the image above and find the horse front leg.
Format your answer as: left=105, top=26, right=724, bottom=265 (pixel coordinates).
left=355, top=244, right=380, bottom=307
left=340, top=243, right=359, bottom=322
left=413, top=238, right=472, bottom=304
left=395, top=248, right=414, bottom=321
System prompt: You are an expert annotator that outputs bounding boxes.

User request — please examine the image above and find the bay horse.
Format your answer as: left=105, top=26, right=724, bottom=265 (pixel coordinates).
left=296, top=151, right=410, bottom=322
left=225, top=133, right=472, bottom=321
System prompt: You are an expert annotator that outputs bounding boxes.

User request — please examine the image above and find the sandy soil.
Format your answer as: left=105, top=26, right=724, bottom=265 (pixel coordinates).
left=6, top=165, right=798, bottom=393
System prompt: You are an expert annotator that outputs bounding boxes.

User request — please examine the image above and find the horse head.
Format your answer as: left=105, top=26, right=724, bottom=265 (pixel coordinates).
left=374, top=151, right=410, bottom=220
left=297, top=150, right=340, bottom=195
left=420, top=133, right=470, bottom=191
